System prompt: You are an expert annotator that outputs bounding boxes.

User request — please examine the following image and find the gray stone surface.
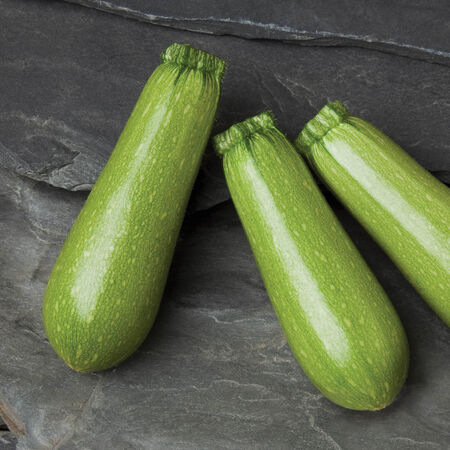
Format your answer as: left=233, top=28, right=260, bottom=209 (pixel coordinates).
left=1, top=0, right=449, bottom=449
left=0, top=417, right=16, bottom=450
left=64, top=0, right=450, bottom=65
left=1, top=0, right=449, bottom=211
left=0, top=166, right=449, bottom=449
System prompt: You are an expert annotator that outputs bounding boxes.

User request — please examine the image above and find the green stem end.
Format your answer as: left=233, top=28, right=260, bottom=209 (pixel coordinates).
left=213, top=111, right=277, bottom=157
left=161, top=43, right=227, bottom=81
left=295, top=101, right=349, bottom=156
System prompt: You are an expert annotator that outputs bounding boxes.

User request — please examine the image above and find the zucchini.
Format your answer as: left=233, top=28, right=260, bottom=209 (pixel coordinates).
left=296, top=102, right=450, bottom=325
left=214, top=112, right=409, bottom=410
left=43, top=43, right=226, bottom=371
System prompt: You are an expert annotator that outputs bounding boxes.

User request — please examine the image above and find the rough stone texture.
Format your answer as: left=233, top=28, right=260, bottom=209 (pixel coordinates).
left=0, top=417, right=16, bottom=450
left=64, top=0, right=450, bottom=65
left=1, top=0, right=449, bottom=211
left=0, top=0, right=449, bottom=449
left=0, top=166, right=449, bottom=449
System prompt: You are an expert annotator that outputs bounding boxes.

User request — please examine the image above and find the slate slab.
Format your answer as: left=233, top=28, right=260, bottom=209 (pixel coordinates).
left=64, top=0, right=450, bottom=65
left=1, top=0, right=449, bottom=212
left=1, top=0, right=450, bottom=449
left=0, top=165, right=449, bottom=449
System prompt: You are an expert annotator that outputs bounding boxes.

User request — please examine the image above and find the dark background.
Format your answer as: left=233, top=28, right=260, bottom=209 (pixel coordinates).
left=0, top=1, right=449, bottom=448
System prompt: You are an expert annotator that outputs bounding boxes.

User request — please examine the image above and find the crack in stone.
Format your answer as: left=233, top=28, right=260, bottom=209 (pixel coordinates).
left=389, top=436, right=441, bottom=448
left=0, top=401, right=26, bottom=437
left=13, top=318, right=46, bottom=343
left=306, top=408, right=342, bottom=450
left=0, top=111, right=107, bottom=193
left=51, top=377, right=102, bottom=449
left=62, top=0, right=450, bottom=66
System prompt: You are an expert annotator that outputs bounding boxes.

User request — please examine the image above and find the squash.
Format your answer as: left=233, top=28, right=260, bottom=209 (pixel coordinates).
left=296, top=101, right=450, bottom=325
left=214, top=111, right=409, bottom=410
left=43, top=43, right=226, bottom=371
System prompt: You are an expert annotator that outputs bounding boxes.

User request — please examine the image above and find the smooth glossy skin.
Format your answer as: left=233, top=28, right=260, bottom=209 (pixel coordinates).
left=214, top=112, right=408, bottom=410
left=43, top=44, right=225, bottom=371
left=296, top=102, right=450, bottom=325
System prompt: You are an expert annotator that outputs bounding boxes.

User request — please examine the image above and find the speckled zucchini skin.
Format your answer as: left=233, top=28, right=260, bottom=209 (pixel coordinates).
left=43, top=44, right=225, bottom=372
left=296, top=102, right=450, bottom=325
left=214, top=112, right=408, bottom=410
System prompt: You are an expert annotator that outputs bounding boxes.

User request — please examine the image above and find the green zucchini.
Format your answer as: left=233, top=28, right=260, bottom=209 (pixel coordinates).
left=43, top=43, right=226, bottom=371
left=296, top=102, right=450, bottom=325
left=214, top=112, right=408, bottom=410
